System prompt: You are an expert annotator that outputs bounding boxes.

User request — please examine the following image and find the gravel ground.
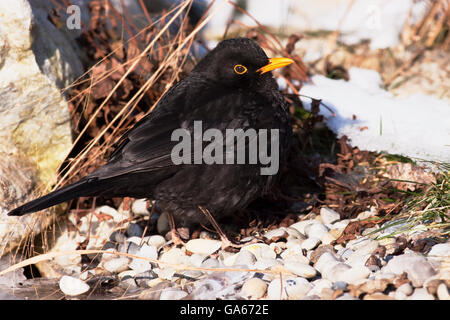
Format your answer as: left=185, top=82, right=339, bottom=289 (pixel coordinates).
left=5, top=201, right=446, bottom=300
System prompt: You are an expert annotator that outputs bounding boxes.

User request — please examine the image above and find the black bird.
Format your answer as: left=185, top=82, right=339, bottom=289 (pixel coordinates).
left=8, top=38, right=293, bottom=247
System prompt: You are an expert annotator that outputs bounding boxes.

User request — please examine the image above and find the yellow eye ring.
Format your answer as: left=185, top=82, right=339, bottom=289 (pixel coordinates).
left=234, top=64, right=247, bottom=75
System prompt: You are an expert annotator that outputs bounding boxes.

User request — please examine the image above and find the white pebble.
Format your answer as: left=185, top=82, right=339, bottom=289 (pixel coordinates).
left=301, top=237, right=321, bottom=250
left=59, top=276, right=90, bottom=296
left=103, top=257, right=130, bottom=273
left=263, top=228, right=288, bottom=240
left=285, top=277, right=313, bottom=299
left=233, top=250, right=257, bottom=267
left=304, top=223, right=329, bottom=239
left=185, top=239, right=221, bottom=256
left=146, top=235, right=167, bottom=249
left=285, top=262, right=317, bottom=278
left=160, top=288, right=188, bottom=300
left=254, top=258, right=281, bottom=270
left=242, top=243, right=276, bottom=260
left=290, top=220, right=319, bottom=235
left=267, top=278, right=288, bottom=300
left=408, top=288, right=435, bottom=300
left=437, top=283, right=450, bottom=300
left=320, top=207, right=340, bottom=224
left=241, top=278, right=268, bottom=299
left=131, top=199, right=150, bottom=215
left=397, top=283, right=413, bottom=296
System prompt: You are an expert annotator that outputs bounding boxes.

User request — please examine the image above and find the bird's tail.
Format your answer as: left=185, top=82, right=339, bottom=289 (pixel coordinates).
left=7, top=178, right=102, bottom=216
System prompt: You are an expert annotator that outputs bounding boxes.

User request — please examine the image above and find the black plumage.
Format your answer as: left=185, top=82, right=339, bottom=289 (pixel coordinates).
left=8, top=38, right=293, bottom=244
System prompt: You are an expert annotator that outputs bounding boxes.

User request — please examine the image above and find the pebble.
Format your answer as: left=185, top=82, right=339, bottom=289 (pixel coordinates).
left=363, top=293, right=395, bottom=300
left=109, top=231, right=126, bottom=243
left=408, top=288, right=435, bottom=300
left=233, top=250, right=257, bottom=267
left=242, top=243, right=276, bottom=260
left=185, top=239, right=222, bottom=256
left=332, top=219, right=350, bottom=231
left=160, top=288, right=188, bottom=300
left=346, top=238, right=379, bottom=254
left=145, top=235, right=167, bottom=249
left=437, top=283, right=450, bottom=300
left=284, top=278, right=313, bottom=299
left=154, top=267, right=176, bottom=281
left=126, top=223, right=144, bottom=238
left=95, top=205, right=123, bottom=222
left=118, top=270, right=137, bottom=280
left=267, top=278, right=288, bottom=300
left=284, top=262, right=317, bottom=278
left=189, top=253, right=206, bottom=267
left=131, top=199, right=150, bottom=215
left=314, top=252, right=342, bottom=275
left=121, top=241, right=140, bottom=255
left=285, top=227, right=306, bottom=239
left=304, top=223, right=329, bottom=239
left=397, top=283, right=413, bottom=296
left=336, top=266, right=371, bottom=284
left=160, top=247, right=186, bottom=265
left=300, top=237, right=321, bottom=250
left=254, top=258, right=281, bottom=270
left=241, top=278, right=268, bottom=299
left=128, top=244, right=157, bottom=272
left=281, top=249, right=310, bottom=265
left=290, top=220, right=319, bottom=235
left=59, top=276, right=90, bottom=296
left=383, top=253, right=437, bottom=287
left=335, top=293, right=358, bottom=300
left=332, top=281, right=348, bottom=291
left=427, top=243, right=450, bottom=261
left=103, top=257, right=130, bottom=273
left=320, top=207, right=341, bottom=224
left=263, top=228, right=288, bottom=240
left=320, top=232, right=336, bottom=245
left=201, top=258, right=221, bottom=270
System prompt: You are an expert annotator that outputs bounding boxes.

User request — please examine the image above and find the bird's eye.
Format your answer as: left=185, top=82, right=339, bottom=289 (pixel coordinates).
left=234, top=64, right=247, bottom=75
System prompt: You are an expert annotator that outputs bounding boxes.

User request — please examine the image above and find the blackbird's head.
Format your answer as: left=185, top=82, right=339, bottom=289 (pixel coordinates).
left=192, top=38, right=293, bottom=88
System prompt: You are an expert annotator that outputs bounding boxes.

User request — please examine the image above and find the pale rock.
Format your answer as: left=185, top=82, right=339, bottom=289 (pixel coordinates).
left=254, top=258, right=281, bottom=270
left=186, top=239, right=221, bottom=256
left=160, top=247, right=186, bottom=265
left=437, top=283, right=450, bottom=300
left=59, top=276, right=90, bottom=296
left=321, top=263, right=352, bottom=280
left=285, top=262, right=317, bottom=278
left=383, top=253, right=437, bottom=287
left=233, top=250, right=257, bottom=267
left=267, top=278, right=288, bottom=300
left=290, top=220, right=320, bottom=235
left=285, top=277, right=313, bottom=300
left=118, top=270, right=137, bottom=280
left=281, top=247, right=310, bottom=265
left=131, top=199, right=150, bottom=215
left=103, top=257, right=130, bottom=273
left=334, top=266, right=371, bottom=284
left=189, top=254, right=206, bottom=267
left=285, top=239, right=303, bottom=248
left=332, top=219, right=351, bottom=231
left=301, top=237, right=321, bottom=250
left=242, top=243, right=276, bottom=260
left=285, top=227, right=306, bottom=239
left=427, top=243, right=450, bottom=261
left=127, top=236, right=144, bottom=246
left=314, top=252, right=342, bottom=275
left=263, top=228, right=288, bottom=240
left=241, top=278, right=268, bottom=299
left=308, top=279, right=333, bottom=297
left=320, top=232, right=337, bottom=245
left=304, top=223, right=329, bottom=239
left=356, top=208, right=377, bottom=220
left=160, top=288, right=188, bottom=300
left=146, top=235, right=167, bottom=249
left=397, top=283, right=413, bottom=296
left=408, top=288, right=435, bottom=300
left=154, top=267, right=176, bottom=281
left=320, top=208, right=341, bottom=224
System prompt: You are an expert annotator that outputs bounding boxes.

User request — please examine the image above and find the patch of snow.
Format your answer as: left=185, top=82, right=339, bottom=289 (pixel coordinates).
left=300, top=67, right=450, bottom=163
left=204, top=0, right=428, bottom=49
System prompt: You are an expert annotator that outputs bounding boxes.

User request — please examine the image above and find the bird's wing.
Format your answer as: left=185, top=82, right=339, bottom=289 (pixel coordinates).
left=90, top=78, right=258, bottom=180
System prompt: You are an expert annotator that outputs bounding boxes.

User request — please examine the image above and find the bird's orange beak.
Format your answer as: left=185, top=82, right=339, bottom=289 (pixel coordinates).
left=257, top=57, right=294, bottom=74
